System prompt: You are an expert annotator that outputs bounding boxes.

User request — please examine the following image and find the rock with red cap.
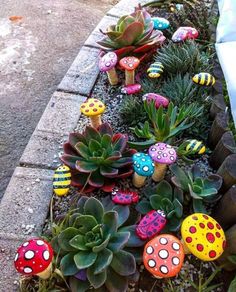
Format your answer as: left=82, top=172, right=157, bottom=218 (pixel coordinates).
left=111, top=187, right=139, bottom=205
left=136, top=210, right=167, bottom=240
left=143, top=93, right=169, bottom=109
left=99, top=52, right=119, bottom=86
left=149, top=142, right=177, bottom=182
left=172, top=26, right=199, bottom=42
left=14, top=238, right=54, bottom=279
left=119, top=56, right=140, bottom=85
left=143, top=234, right=184, bottom=278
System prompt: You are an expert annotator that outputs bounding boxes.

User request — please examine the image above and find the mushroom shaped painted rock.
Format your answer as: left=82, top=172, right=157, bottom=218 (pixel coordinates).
left=147, top=62, right=164, bottom=78
left=121, top=83, right=142, bottom=95
left=152, top=17, right=170, bottom=30
left=172, top=26, right=199, bottom=42
left=143, top=93, right=169, bottom=109
left=111, top=187, right=139, bottom=205
left=149, top=143, right=177, bottom=182
left=132, top=152, right=155, bottom=188
left=136, top=210, right=167, bottom=240
left=119, top=56, right=140, bottom=85
left=143, top=234, right=184, bottom=278
left=14, top=239, right=54, bottom=279
left=80, top=98, right=105, bottom=128
left=192, top=73, right=216, bottom=86
left=181, top=213, right=226, bottom=261
left=99, top=52, right=119, bottom=86
left=53, top=165, right=71, bottom=196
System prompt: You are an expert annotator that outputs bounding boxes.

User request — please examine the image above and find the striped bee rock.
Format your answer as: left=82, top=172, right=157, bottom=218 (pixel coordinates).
left=53, top=165, right=71, bottom=196
left=192, top=73, right=216, bottom=86
left=147, top=62, right=164, bottom=78
left=186, top=139, right=206, bottom=155
left=111, top=187, right=139, bottom=205
left=136, top=210, right=167, bottom=240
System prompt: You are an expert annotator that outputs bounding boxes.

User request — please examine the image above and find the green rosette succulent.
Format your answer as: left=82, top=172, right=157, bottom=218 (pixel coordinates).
left=61, top=123, right=136, bottom=193
left=97, top=5, right=165, bottom=59
left=51, top=196, right=144, bottom=292
left=170, top=164, right=223, bottom=213
left=136, top=180, right=184, bottom=231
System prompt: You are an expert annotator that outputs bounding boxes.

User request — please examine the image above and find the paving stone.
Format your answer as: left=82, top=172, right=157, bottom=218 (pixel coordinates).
left=85, top=32, right=103, bottom=49
left=0, top=237, right=25, bottom=291
left=36, top=91, right=86, bottom=134
left=0, top=167, right=54, bottom=237
left=107, top=0, right=149, bottom=17
left=20, top=130, right=68, bottom=169
left=58, top=47, right=101, bottom=95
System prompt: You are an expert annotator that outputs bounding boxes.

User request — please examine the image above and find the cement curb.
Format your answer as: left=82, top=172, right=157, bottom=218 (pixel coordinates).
left=0, top=0, right=148, bottom=290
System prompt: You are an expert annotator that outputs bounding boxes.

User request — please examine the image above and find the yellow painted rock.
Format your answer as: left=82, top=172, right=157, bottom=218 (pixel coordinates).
left=192, top=73, right=215, bottom=86
left=53, top=165, right=71, bottom=196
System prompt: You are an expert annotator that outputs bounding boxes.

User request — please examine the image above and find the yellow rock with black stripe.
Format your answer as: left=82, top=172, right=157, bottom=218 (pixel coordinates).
left=192, top=73, right=215, bottom=86
left=53, top=165, right=71, bottom=196
left=147, top=62, right=164, bottom=78
left=186, top=139, right=206, bottom=155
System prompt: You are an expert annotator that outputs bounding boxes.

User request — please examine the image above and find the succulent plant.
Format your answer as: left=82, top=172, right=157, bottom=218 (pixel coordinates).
left=97, top=5, right=165, bottom=59
left=170, top=164, right=223, bottom=213
left=51, top=196, right=144, bottom=291
left=136, top=180, right=184, bottom=231
left=61, top=123, right=136, bottom=193
left=128, top=101, right=203, bottom=150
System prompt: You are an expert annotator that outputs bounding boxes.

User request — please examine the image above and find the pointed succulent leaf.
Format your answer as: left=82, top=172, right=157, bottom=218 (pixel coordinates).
left=111, top=157, right=133, bottom=168
left=170, top=164, right=190, bottom=191
left=69, top=234, right=88, bottom=251
left=74, top=251, right=97, bottom=269
left=149, top=194, right=163, bottom=210
left=108, top=232, right=130, bottom=252
left=103, top=211, right=118, bottom=236
left=77, top=196, right=89, bottom=212
left=92, top=234, right=111, bottom=253
left=199, top=188, right=218, bottom=197
left=61, top=154, right=80, bottom=170
left=69, top=277, right=90, bottom=292
left=135, top=200, right=152, bottom=214
left=192, top=184, right=203, bottom=194
left=89, top=139, right=102, bottom=153
left=100, top=165, right=119, bottom=177
left=75, top=142, right=90, bottom=159
left=58, top=227, right=79, bottom=252
left=76, top=161, right=98, bottom=173
left=97, top=38, right=118, bottom=49
left=111, top=250, right=136, bottom=276
left=174, top=187, right=184, bottom=203
left=193, top=199, right=207, bottom=213
left=113, top=205, right=130, bottom=227
left=205, top=174, right=223, bottom=190
left=192, top=165, right=202, bottom=180
left=98, top=123, right=113, bottom=136
left=166, top=216, right=182, bottom=232
left=155, top=180, right=172, bottom=200
left=60, top=253, right=79, bottom=276
left=112, top=135, right=127, bottom=153
left=119, top=16, right=136, bottom=31
left=189, top=184, right=203, bottom=199
left=162, top=198, right=174, bottom=214
left=114, top=22, right=144, bottom=46
left=101, top=134, right=112, bottom=149
left=84, top=197, right=104, bottom=223
left=93, top=248, right=113, bottom=274
left=128, top=138, right=156, bottom=150
left=69, top=132, right=87, bottom=147
left=88, top=170, right=105, bottom=188
left=119, top=225, right=145, bottom=247
left=76, top=215, right=98, bottom=234
left=84, top=126, right=101, bottom=143
left=173, top=198, right=183, bottom=218
left=105, top=267, right=128, bottom=292
left=87, top=266, right=106, bottom=289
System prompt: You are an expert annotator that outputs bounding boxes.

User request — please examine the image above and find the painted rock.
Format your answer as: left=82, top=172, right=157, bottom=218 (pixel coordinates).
left=99, top=52, right=118, bottom=72
left=192, top=72, right=216, bottom=86
left=143, top=93, right=169, bottom=109
left=147, top=62, right=164, bottom=78
left=152, top=17, right=170, bottom=30
left=121, top=83, right=141, bottom=94
left=185, top=139, right=206, bottom=155
left=53, top=165, right=71, bottom=196
left=136, top=210, right=167, bottom=240
left=111, top=187, right=139, bottom=205
left=172, top=26, right=199, bottom=42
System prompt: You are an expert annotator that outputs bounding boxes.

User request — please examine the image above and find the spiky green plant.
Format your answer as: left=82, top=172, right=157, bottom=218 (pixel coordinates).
left=154, top=41, right=212, bottom=75
left=51, top=196, right=144, bottom=292
left=61, top=123, right=136, bottom=193
left=97, top=5, right=165, bottom=58
left=128, top=101, right=203, bottom=150
left=143, top=0, right=198, bottom=8
left=170, top=164, right=223, bottom=213
left=136, top=180, right=184, bottom=231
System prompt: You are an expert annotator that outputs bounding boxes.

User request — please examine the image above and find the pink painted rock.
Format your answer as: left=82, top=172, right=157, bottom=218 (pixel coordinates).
left=111, top=187, right=139, bottom=205
left=148, top=143, right=177, bottom=165
left=172, top=26, right=199, bottom=42
left=121, top=83, right=141, bottom=95
left=136, top=210, right=167, bottom=240
left=143, top=93, right=169, bottom=109
left=99, top=52, right=118, bottom=72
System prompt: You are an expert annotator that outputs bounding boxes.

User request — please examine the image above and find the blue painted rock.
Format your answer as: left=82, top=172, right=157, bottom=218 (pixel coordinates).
left=172, top=26, right=199, bottom=42
left=147, top=62, right=164, bottom=78
left=53, top=165, right=71, bottom=196
left=136, top=210, right=167, bottom=240
left=192, top=72, right=216, bottom=86
left=152, top=17, right=170, bottom=30
left=111, top=187, right=139, bottom=205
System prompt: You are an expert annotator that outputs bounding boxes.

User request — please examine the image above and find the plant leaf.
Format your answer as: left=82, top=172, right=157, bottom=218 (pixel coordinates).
left=84, top=197, right=104, bottom=223
left=87, top=266, right=106, bottom=289
left=93, top=248, right=113, bottom=274
left=108, top=232, right=130, bottom=252
left=74, top=251, right=97, bottom=269
left=60, top=253, right=78, bottom=276
left=111, top=250, right=136, bottom=276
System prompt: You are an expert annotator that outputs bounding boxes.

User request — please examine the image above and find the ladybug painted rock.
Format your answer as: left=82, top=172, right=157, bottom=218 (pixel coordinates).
left=111, top=187, right=139, bottom=205
left=136, top=210, right=167, bottom=240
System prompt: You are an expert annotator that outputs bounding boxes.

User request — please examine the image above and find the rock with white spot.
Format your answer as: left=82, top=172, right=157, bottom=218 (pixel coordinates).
left=152, top=17, right=170, bottom=30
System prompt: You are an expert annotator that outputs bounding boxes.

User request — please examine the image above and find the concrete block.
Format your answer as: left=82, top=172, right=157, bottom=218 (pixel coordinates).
left=0, top=167, right=54, bottom=237
left=20, top=130, right=67, bottom=169
left=84, top=32, right=101, bottom=49
left=58, top=47, right=100, bottom=95
left=107, top=0, right=149, bottom=17
left=36, top=91, right=86, bottom=134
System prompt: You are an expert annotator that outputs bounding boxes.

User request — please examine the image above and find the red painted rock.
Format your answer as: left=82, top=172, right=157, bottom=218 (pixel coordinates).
left=172, top=26, right=199, bottom=42
left=121, top=83, right=141, bottom=95
left=136, top=210, right=167, bottom=240
left=143, top=93, right=169, bottom=109
left=111, top=187, right=139, bottom=205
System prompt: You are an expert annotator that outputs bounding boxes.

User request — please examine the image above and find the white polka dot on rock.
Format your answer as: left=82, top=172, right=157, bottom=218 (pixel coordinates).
left=23, top=242, right=29, bottom=247
left=172, top=257, right=180, bottom=265
left=160, top=237, right=168, bottom=245
left=172, top=242, right=180, bottom=250
left=24, top=267, right=33, bottom=274
left=36, top=240, right=44, bottom=246
left=25, top=250, right=35, bottom=260
left=43, top=250, right=50, bottom=261
left=159, top=249, right=168, bottom=259
left=143, top=166, right=149, bottom=172
left=148, top=259, right=156, bottom=268
left=14, top=253, right=19, bottom=262
left=146, top=246, right=154, bottom=254
left=160, top=265, right=168, bottom=274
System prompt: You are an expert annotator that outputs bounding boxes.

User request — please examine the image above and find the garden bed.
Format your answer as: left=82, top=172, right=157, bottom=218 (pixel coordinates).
left=18, top=0, right=236, bottom=291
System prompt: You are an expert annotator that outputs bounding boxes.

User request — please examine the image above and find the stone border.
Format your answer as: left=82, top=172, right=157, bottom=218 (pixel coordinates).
left=0, top=0, right=148, bottom=289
